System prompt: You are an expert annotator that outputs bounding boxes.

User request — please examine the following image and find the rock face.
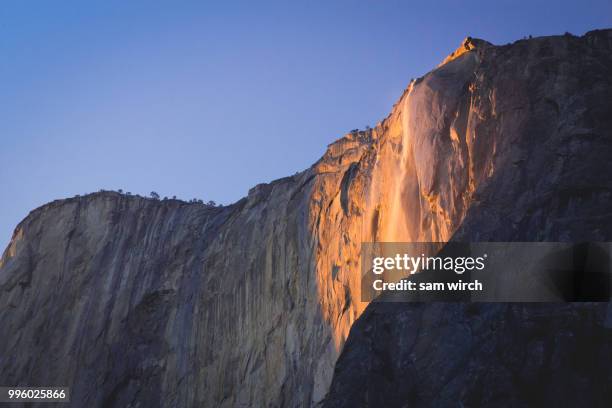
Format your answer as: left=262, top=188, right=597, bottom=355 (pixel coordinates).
left=1, top=29, right=612, bottom=407
left=325, top=29, right=612, bottom=407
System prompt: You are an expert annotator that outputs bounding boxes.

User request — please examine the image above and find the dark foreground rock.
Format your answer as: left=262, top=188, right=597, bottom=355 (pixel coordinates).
left=323, top=303, right=611, bottom=408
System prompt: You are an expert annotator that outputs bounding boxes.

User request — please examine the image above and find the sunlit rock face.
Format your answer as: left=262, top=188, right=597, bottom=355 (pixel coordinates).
left=324, top=29, right=612, bottom=407
left=1, top=29, right=611, bottom=407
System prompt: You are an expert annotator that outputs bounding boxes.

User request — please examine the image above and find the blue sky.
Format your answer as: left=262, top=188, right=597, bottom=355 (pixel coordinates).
left=1, top=0, right=611, bottom=249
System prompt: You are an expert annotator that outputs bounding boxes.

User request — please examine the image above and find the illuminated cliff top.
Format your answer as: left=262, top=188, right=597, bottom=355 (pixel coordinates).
left=439, top=36, right=492, bottom=66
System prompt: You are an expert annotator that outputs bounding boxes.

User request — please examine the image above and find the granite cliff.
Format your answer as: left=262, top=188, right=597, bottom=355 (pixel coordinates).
left=1, top=29, right=611, bottom=407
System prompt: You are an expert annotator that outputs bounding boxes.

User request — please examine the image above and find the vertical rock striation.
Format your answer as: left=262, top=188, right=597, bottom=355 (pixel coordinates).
left=1, top=29, right=611, bottom=407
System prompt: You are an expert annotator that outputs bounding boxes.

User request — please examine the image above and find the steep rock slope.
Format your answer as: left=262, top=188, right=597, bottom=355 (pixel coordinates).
left=1, top=30, right=612, bottom=407
left=0, top=185, right=332, bottom=407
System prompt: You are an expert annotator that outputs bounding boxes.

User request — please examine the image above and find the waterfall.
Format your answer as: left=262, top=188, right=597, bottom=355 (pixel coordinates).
left=386, top=82, right=416, bottom=242
left=363, top=81, right=421, bottom=244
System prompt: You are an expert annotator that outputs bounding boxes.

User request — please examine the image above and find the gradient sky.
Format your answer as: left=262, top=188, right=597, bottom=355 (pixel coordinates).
left=1, top=0, right=611, bottom=250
